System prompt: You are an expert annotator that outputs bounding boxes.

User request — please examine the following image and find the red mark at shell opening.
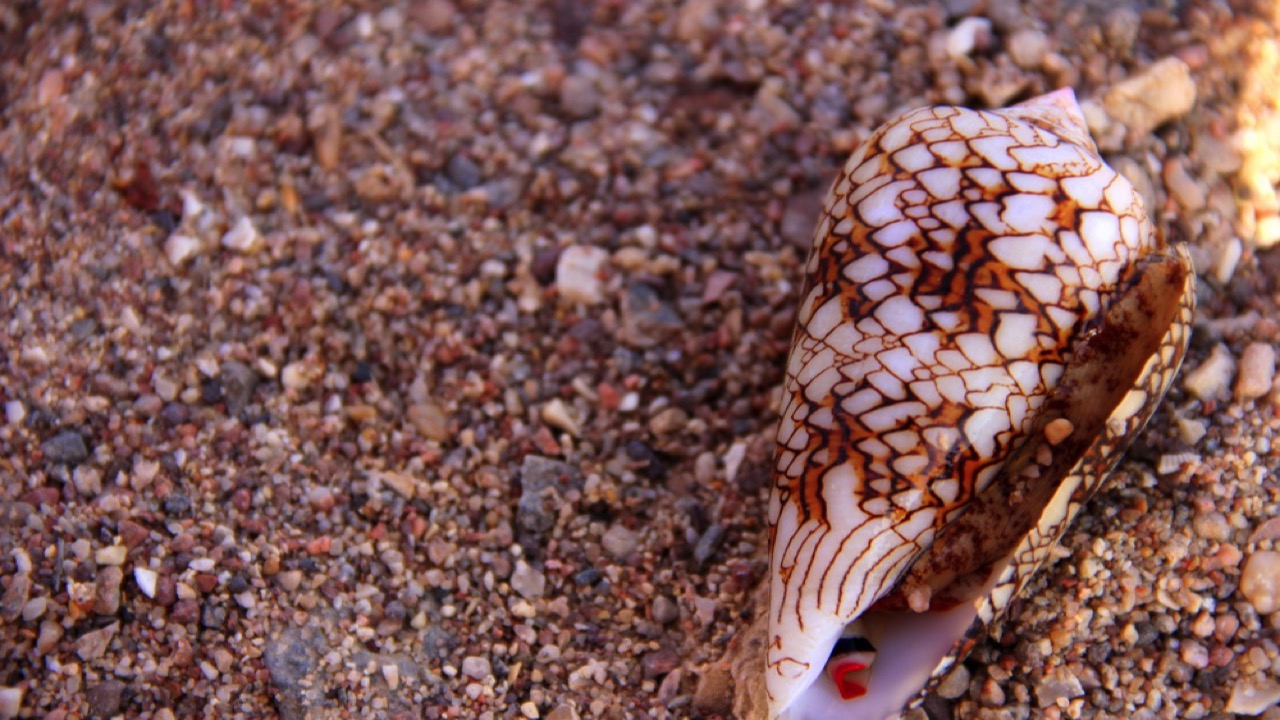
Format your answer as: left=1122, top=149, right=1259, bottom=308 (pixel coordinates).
left=826, top=649, right=876, bottom=700
left=830, top=660, right=869, bottom=699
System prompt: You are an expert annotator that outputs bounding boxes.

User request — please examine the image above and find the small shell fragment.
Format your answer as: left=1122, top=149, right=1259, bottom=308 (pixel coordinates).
left=764, top=89, right=1195, bottom=719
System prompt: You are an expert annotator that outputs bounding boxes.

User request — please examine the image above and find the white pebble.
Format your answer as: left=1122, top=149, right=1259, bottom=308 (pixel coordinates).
left=946, top=17, right=991, bottom=60
left=555, top=245, right=610, bottom=305
left=541, top=398, right=581, bottom=436
left=1239, top=550, right=1280, bottom=615
left=134, top=568, right=158, bottom=598
left=1183, top=343, right=1236, bottom=401
left=1236, top=342, right=1277, bottom=401
left=1103, top=57, right=1196, bottom=136
left=1214, top=237, right=1243, bottom=285
left=4, top=401, right=25, bottom=426
left=461, top=655, right=492, bottom=680
left=221, top=216, right=263, bottom=254
left=188, top=557, right=217, bottom=573
left=1225, top=678, right=1280, bottom=715
left=165, top=234, right=202, bottom=266
left=94, top=545, right=128, bottom=566
left=602, top=523, right=639, bottom=559
left=511, top=560, right=546, bottom=599
left=381, top=663, right=400, bottom=690
left=0, top=686, right=23, bottom=719
left=1007, top=28, right=1048, bottom=69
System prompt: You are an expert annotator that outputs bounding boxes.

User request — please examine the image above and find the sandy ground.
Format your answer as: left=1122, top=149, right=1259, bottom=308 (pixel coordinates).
left=2, top=1, right=1279, bottom=719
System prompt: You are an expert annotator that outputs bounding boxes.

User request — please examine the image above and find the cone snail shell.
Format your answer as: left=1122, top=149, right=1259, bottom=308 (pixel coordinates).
left=766, top=89, right=1195, bottom=719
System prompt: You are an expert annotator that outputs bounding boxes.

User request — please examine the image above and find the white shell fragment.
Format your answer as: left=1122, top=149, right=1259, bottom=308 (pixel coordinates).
left=766, top=89, right=1195, bottom=719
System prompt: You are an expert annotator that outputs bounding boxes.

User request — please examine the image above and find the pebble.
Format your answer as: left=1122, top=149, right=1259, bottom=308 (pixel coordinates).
left=1103, top=57, right=1196, bottom=137
left=652, top=595, right=679, bottom=625
left=693, top=524, right=725, bottom=566
left=675, top=0, right=718, bottom=43
left=75, top=622, right=118, bottom=661
left=164, top=234, right=202, bottom=265
left=220, top=361, right=259, bottom=415
left=1215, top=237, right=1244, bottom=284
left=1182, top=640, right=1210, bottom=668
left=21, top=597, right=46, bottom=622
left=641, top=648, right=680, bottom=678
left=0, top=687, right=21, bottom=719
left=1236, top=342, right=1277, bottom=401
left=381, top=663, right=400, bottom=690
left=545, top=704, right=580, bottom=720
left=85, top=680, right=125, bottom=719
left=134, top=568, right=158, bottom=598
left=1249, top=517, right=1280, bottom=543
left=935, top=665, right=970, bottom=699
left=517, top=455, right=582, bottom=541
left=1183, top=343, right=1236, bottom=401
left=1163, top=157, right=1207, bottom=213
left=3, top=401, right=23, bottom=426
left=979, top=677, right=1006, bottom=707
left=511, top=561, right=546, bottom=599
left=946, top=17, right=991, bottom=60
left=264, top=629, right=323, bottom=720
left=554, top=245, right=609, bottom=305
left=95, top=544, right=127, bottom=566
left=42, top=430, right=88, bottom=465
left=94, top=566, right=123, bottom=615
left=413, top=0, right=456, bottom=33
left=408, top=401, right=449, bottom=441
left=620, top=283, right=683, bottom=348
left=221, top=216, right=264, bottom=254
left=541, top=398, right=581, bottom=436
left=649, top=406, right=688, bottom=435
left=601, top=523, right=638, bottom=559
left=692, top=666, right=733, bottom=714
left=1226, top=679, right=1280, bottom=715
left=1102, top=7, right=1141, bottom=53
left=559, top=74, right=600, bottom=119
left=73, top=465, right=103, bottom=496
left=1239, top=550, right=1280, bottom=615
left=461, top=655, right=492, bottom=680
left=1007, top=28, right=1048, bottom=69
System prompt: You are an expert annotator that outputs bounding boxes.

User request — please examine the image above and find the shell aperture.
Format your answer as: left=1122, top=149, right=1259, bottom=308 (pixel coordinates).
left=766, top=89, right=1195, bottom=719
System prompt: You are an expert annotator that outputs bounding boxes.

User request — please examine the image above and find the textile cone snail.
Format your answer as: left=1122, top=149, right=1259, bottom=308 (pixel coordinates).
left=766, top=88, right=1195, bottom=719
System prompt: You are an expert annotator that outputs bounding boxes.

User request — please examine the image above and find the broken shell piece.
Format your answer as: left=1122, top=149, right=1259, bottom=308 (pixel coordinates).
left=766, top=88, right=1195, bottom=719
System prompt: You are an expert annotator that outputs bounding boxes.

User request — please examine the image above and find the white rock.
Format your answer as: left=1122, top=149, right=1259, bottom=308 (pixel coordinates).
left=0, top=686, right=22, bottom=719
left=602, top=523, right=638, bottom=559
left=1215, top=237, right=1244, bottom=285
left=1103, top=57, right=1196, bottom=136
left=134, top=567, right=158, bottom=599
left=1240, top=550, right=1280, bottom=615
left=461, top=655, right=492, bottom=680
left=165, top=234, right=202, bottom=265
left=541, top=398, right=581, bottom=436
left=221, top=216, right=263, bottom=254
left=1236, top=342, right=1277, bottom=401
left=511, top=560, right=546, bottom=599
left=1007, top=28, right=1049, bottom=69
left=1183, top=343, right=1236, bottom=401
left=94, top=545, right=128, bottom=566
left=555, top=245, right=610, bottom=305
left=381, top=663, right=400, bottom=690
left=946, top=17, right=991, bottom=60
left=4, top=401, right=24, bottom=426
left=1225, top=678, right=1280, bottom=715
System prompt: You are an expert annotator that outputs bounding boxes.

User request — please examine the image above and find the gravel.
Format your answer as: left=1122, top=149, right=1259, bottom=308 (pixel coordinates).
left=1, top=2, right=1278, bottom=719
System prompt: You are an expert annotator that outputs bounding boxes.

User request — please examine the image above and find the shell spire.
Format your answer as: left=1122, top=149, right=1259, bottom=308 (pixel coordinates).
left=765, top=89, right=1194, bottom=719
